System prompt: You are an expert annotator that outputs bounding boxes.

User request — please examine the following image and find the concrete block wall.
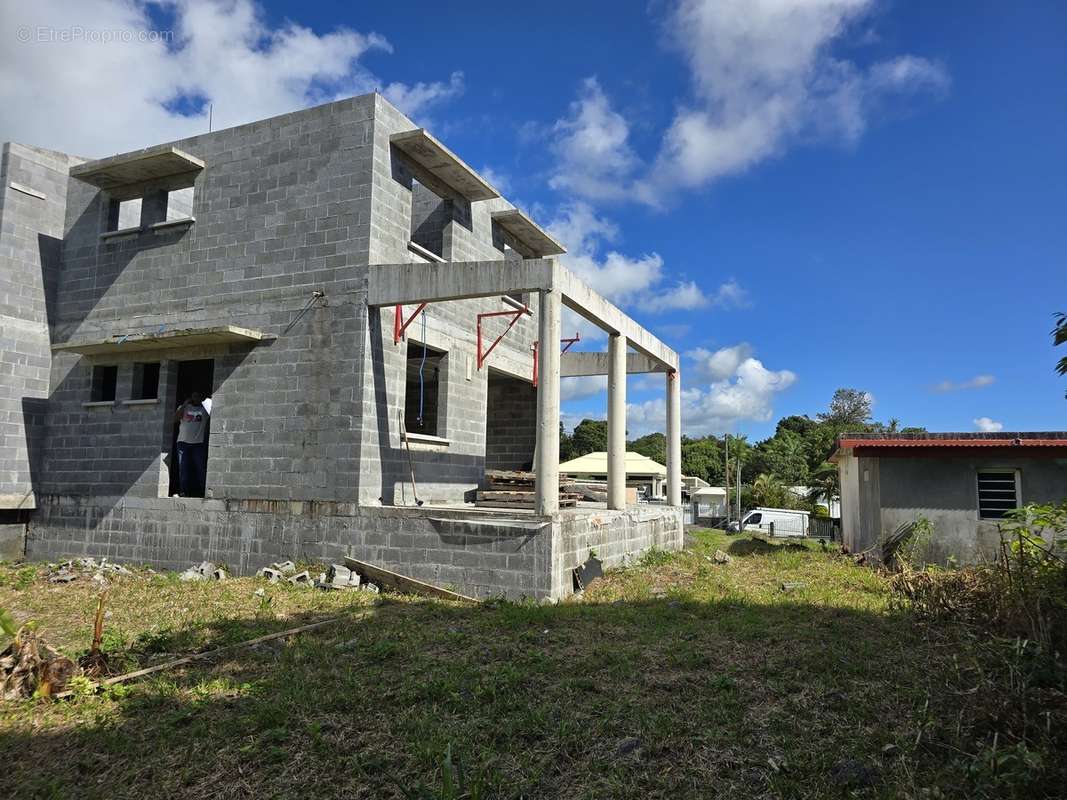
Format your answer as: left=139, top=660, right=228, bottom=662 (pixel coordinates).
left=485, top=373, right=537, bottom=471
left=356, top=94, right=541, bottom=506
left=27, top=496, right=556, bottom=598
left=27, top=496, right=680, bottom=599
left=553, top=506, right=685, bottom=597
left=0, top=143, right=79, bottom=510
left=38, top=95, right=377, bottom=504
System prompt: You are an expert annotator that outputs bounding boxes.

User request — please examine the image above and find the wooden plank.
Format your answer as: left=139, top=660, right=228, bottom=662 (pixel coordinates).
left=478, top=490, right=534, bottom=500
left=343, top=557, right=477, bottom=602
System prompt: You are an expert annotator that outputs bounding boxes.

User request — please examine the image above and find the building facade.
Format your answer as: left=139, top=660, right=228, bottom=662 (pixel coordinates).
left=834, top=432, right=1067, bottom=563
left=0, top=93, right=684, bottom=598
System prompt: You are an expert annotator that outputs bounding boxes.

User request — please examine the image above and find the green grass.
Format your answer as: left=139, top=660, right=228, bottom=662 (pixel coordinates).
left=1, top=531, right=1063, bottom=799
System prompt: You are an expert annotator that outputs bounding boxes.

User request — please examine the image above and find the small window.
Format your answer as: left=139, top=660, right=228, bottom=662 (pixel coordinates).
left=165, top=186, right=194, bottom=221
left=91, top=365, right=118, bottom=402
left=404, top=342, right=445, bottom=437
left=747, top=513, right=762, bottom=525
left=107, top=198, right=142, bottom=232
left=132, top=362, right=160, bottom=400
left=978, top=470, right=1019, bottom=519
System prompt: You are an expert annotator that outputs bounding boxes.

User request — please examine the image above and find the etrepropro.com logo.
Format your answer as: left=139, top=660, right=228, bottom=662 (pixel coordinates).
left=16, top=25, right=174, bottom=44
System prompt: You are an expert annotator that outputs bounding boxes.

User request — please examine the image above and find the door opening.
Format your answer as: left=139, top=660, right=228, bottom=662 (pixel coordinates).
left=168, top=359, right=215, bottom=497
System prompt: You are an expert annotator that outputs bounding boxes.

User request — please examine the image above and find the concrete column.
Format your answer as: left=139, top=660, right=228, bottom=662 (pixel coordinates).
left=534, top=287, right=561, bottom=515
left=666, top=369, right=682, bottom=506
left=607, top=333, right=627, bottom=509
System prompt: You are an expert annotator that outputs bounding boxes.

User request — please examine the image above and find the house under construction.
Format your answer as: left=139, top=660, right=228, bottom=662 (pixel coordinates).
left=0, top=92, right=683, bottom=599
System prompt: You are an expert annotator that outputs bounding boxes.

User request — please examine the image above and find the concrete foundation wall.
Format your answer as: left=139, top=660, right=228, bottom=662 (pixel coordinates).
left=26, top=494, right=681, bottom=599
left=0, top=143, right=79, bottom=509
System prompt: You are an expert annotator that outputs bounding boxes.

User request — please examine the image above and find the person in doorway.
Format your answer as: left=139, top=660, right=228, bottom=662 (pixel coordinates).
left=174, top=391, right=212, bottom=497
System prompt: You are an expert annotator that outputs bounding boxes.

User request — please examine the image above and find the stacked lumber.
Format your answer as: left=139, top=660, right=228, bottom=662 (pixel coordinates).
left=476, top=469, right=582, bottom=509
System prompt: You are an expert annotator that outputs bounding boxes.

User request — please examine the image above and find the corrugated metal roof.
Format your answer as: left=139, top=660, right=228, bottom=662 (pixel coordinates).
left=839, top=437, right=1067, bottom=449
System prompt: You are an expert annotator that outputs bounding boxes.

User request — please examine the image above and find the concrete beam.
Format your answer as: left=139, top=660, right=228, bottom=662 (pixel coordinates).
left=367, top=259, right=555, bottom=307
left=556, top=265, right=678, bottom=369
left=367, top=258, right=678, bottom=372
left=560, top=351, right=667, bottom=377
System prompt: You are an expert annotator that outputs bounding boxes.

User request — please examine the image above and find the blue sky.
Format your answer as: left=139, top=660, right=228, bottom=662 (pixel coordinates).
left=4, top=1, right=1065, bottom=439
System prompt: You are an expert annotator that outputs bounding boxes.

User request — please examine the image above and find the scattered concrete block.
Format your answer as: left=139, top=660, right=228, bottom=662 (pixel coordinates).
left=212, top=568, right=228, bottom=581
left=179, top=568, right=205, bottom=582
left=271, top=560, right=297, bottom=576
left=196, top=561, right=216, bottom=577
left=360, top=582, right=380, bottom=594
left=257, top=567, right=283, bottom=583
left=713, top=549, right=732, bottom=564
left=49, top=571, right=76, bottom=584
left=780, top=581, right=808, bottom=592
left=288, top=570, right=313, bottom=587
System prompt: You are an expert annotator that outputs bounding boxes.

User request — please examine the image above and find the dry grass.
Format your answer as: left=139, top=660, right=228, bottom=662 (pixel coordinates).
left=1, top=532, right=1063, bottom=799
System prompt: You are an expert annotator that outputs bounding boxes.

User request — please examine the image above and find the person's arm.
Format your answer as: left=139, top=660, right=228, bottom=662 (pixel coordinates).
left=174, top=400, right=188, bottom=423
left=202, top=397, right=212, bottom=416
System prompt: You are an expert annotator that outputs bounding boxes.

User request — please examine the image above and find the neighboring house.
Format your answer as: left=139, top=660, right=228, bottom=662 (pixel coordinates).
left=833, top=432, right=1067, bottom=563
left=0, top=92, right=685, bottom=598
left=559, top=451, right=668, bottom=499
left=788, top=486, right=841, bottom=518
left=691, top=486, right=728, bottom=524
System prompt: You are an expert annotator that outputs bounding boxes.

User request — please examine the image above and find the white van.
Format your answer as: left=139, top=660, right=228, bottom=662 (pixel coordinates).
left=728, top=507, right=810, bottom=538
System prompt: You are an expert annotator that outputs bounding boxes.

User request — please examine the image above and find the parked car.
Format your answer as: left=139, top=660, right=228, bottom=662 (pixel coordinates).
left=727, top=507, right=810, bottom=537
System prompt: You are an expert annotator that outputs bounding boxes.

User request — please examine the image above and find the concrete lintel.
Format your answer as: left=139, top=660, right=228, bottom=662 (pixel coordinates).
left=557, top=266, right=678, bottom=370
left=367, top=259, right=556, bottom=307
left=70, top=146, right=204, bottom=190
left=560, top=351, right=666, bottom=377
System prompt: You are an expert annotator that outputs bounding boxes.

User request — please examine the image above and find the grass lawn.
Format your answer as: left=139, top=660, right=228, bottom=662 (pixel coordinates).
left=1, top=530, right=1062, bottom=799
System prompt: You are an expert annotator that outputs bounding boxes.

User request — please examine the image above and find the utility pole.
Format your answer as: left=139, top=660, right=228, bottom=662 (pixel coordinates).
left=724, top=434, right=730, bottom=523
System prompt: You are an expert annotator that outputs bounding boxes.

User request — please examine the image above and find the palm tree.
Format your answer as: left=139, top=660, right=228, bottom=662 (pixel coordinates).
left=1054, top=313, right=1067, bottom=397
left=806, top=462, right=840, bottom=517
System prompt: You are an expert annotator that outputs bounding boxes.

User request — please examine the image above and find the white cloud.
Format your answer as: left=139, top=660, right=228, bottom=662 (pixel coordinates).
left=933, top=374, right=996, bottom=393
left=548, top=202, right=730, bottom=315
left=549, top=77, right=638, bottom=201
left=974, top=417, right=1004, bottom=433
left=560, top=375, right=608, bottom=402
left=0, top=0, right=462, bottom=156
left=628, top=345, right=796, bottom=435
left=541, top=2, right=948, bottom=206
left=686, top=343, right=754, bottom=381
left=477, top=165, right=510, bottom=194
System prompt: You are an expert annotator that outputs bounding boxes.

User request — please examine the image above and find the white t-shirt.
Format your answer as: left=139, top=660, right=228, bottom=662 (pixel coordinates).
left=177, top=398, right=212, bottom=444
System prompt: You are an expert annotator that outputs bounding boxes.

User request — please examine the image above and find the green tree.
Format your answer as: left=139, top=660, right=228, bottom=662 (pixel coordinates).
left=750, top=474, right=797, bottom=509
left=681, top=437, right=723, bottom=485
left=752, top=430, right=810, bottom=485
left=818, top=388, right=873, bottom=428
left=806, top=461, right=841, bottom=516
left=570, top=419, right=607, bottom=457
left=1055, top=312, right=1067, bottom=396
left=629, top=432, right=666, bottom=465
left=559, top=422, right=575, bottom=462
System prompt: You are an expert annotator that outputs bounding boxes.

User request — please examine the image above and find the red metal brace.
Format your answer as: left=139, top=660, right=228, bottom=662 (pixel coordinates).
left=532, top=333, right=580, bottom=387
left=394, top=303, right=428, bottom=344
left=477, top=304, right=532, bottom=369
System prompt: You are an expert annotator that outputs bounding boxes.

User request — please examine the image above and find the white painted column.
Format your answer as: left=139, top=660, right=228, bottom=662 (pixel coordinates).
left=534, top=287, right=561, bottom=515
left=666, top=369, right=682, bottom=506
left=607, top=333, right=627, bottom=509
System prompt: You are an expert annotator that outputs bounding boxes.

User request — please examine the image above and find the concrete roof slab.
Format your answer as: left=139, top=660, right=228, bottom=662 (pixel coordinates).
left=391, top=129, right=500, bottom=202
left=490, top=209, right=566, bottom=257
left=51, top=325, right=271, bottom=355
left=70, top=146, right=205, bottom=190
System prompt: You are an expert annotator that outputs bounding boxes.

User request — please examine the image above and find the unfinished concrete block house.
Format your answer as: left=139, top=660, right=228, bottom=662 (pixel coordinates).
left=0, top=92, right=683, bottom=598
